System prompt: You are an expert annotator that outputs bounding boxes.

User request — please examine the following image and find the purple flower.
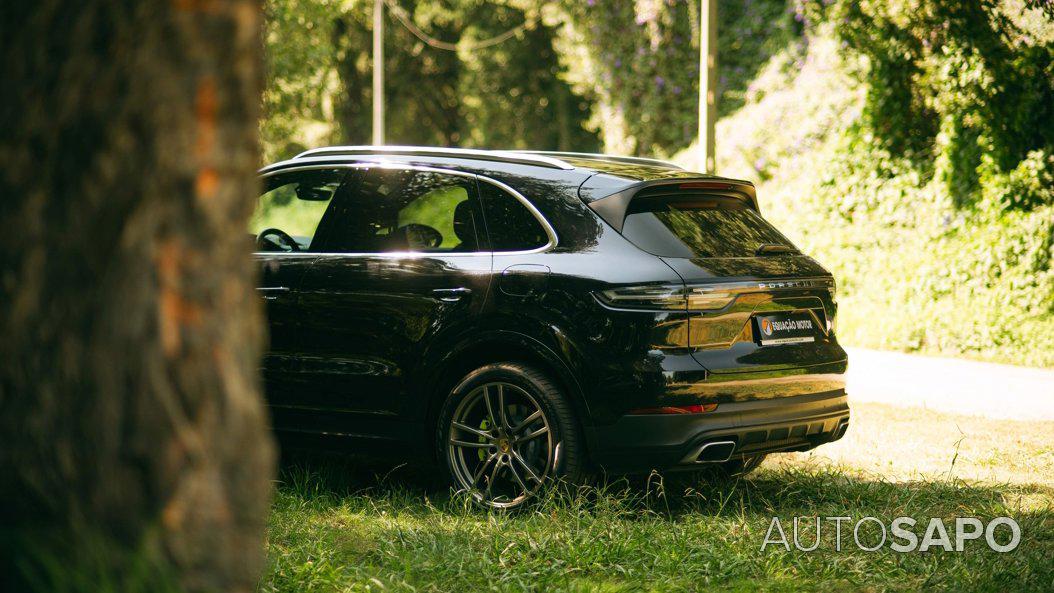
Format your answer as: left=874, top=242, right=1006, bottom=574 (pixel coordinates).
left=587, top=0, right=595, bottom=5
left=614, top=58, right=622, bottom=67
left=655, top=76, right=665, bottom=88
left=672, top=85, right=682, bottom=95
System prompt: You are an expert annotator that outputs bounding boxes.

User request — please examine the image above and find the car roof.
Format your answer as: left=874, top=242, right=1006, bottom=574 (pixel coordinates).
left=262, top=145, right=716, bottom=178
left=259, top=145, right=754, bottom=203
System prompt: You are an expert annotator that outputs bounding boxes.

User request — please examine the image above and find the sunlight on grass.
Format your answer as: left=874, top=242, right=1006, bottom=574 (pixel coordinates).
left=262, top=403, right=1054, bottom=592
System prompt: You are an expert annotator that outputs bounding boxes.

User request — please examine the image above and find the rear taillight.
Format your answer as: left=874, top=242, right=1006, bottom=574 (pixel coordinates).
left=628, top=403, right=718, bottom=415
left=827, top=277, right=837, bottom=332
left=686, top=286, right=737, bottom=310
left=595, top=284, right=735, bottom=312
left=594, top=284, right=685, bottom=310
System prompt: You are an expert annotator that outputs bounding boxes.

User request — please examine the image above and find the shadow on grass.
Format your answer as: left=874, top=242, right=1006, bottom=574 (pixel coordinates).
left=268, top=450, right=1054, bottom=592
left=275, top=448, right=1054, bottom=522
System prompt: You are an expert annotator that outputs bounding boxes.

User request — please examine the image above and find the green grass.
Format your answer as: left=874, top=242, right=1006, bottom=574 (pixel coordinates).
left=262, top=403, right=1054, bottom=592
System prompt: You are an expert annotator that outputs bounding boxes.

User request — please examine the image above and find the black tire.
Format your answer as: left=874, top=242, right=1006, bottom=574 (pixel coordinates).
left=436, top=362, right=586, bottom=509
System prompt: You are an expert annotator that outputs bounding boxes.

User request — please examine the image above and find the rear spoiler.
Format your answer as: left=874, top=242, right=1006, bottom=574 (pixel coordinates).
left=586, top=178, right=759, bottom=233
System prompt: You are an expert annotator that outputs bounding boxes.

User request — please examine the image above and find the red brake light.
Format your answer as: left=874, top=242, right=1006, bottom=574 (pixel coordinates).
left=678, top=181, right=734, bottom=190
left=628, top=403, right=718, bottom=415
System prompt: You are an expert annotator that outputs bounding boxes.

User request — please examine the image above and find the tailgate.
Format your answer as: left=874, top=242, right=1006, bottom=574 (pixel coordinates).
left=661, top=255, right=847, bottom=377
left=590, top=180, right=847, bottom=380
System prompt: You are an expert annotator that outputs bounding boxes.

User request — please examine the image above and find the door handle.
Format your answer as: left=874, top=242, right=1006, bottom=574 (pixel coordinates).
left=432, top=287, right=472, bottom=302
left=257, top=286, right=290, bottom=301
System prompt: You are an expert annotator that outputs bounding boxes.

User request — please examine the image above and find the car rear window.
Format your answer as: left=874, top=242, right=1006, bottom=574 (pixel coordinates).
left=620, top=197, right=798, bottom=259
left=478, top=182, right=550, bottom=251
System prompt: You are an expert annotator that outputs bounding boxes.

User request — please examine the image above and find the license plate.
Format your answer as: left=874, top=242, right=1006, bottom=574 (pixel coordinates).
left=755, top=312, right=817, bottom=346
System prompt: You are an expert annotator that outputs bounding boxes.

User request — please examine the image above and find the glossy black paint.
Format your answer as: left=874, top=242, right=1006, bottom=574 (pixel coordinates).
left=256, top=150, right=849, bottom=471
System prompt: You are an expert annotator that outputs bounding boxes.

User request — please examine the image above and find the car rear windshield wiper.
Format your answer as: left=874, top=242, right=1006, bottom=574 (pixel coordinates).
left=755, top=243, right=799, bottom=256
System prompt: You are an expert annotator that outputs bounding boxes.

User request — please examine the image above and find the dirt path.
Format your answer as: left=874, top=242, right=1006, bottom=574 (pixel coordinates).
left=845, top=347, right=1054, bottom=421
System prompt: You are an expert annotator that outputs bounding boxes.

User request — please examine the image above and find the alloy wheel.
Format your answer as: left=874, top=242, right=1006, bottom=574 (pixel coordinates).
left=447, top=381, right=554, bottom=508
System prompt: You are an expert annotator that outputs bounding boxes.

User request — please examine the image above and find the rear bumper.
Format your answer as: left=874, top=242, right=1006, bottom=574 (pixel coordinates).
left=588, top=389, right=850, bottom=473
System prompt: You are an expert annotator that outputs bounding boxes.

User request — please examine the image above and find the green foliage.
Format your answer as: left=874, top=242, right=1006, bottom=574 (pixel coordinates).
left=716, top=0, right=803, bottom=114
left=456, top=4, right=599, bottom=150
left=262, top=0, right=350, bottom=160
left=262, top=0, right=598, bottom=161
left=697, top=3, right=1054, bottom=366
left=263, top=0, right=803, bottom=158
left=334, top=0, right=466, bottom=146
left=798, top=0, right=1054, bottom=208
left=544, top=0, right=797, bottom=156
left=980, top=149, right=1054, bottom=211
left=543, top=0, right=699, bottom=155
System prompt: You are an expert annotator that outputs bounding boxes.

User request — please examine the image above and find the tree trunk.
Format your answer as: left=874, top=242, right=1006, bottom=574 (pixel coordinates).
left=0, top=1, right=274, bottom=591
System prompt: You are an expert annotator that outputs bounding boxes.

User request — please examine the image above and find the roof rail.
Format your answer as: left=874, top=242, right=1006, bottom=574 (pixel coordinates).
left=510, top=150, right=685, bottom=170
left=294, top=145, right=575, bottom=170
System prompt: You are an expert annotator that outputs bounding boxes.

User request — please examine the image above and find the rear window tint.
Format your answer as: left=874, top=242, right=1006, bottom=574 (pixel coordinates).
left=479, top=182, right=549, bottom=251
left=621, top=197, right=797, bottom=258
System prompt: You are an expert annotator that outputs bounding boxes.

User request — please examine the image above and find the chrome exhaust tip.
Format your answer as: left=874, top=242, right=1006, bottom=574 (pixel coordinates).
left=694, top=440, right=736, bottom=463
left=833, top=421, right=849, bottom=440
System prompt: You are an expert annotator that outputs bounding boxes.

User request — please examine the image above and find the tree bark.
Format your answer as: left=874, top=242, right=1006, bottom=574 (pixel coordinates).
left=0, top=1, right=274, bottom=591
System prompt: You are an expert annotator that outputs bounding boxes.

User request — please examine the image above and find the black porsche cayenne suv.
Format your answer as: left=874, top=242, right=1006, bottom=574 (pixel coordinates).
left=253, top=146, right=849, bottom=508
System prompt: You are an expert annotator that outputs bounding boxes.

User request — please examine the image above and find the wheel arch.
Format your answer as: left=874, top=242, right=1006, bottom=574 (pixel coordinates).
left=419, top=330, right=593, bottom=462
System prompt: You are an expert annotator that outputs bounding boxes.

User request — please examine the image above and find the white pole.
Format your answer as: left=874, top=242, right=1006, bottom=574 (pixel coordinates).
left=372, top=0, right=385, bottom=145
left=699, top=0, right=717, bottom=173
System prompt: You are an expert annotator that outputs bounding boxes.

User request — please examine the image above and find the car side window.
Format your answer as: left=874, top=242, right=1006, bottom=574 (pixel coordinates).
left=478, top=181, right=550, bottom=251
left=251, top=168, right=347, bottom=252
left=316, top=168, right=484, bottom=253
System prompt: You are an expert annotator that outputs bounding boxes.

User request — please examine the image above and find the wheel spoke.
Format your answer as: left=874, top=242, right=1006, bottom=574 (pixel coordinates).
left=511, top=450, right=542, bottom=483
left=507, top=458, right=529, bottom=492
left=485, top=460, right=503, bottom=495
left=497, top=384, right=510, bottom=429
left=450, top=439, right=492, bottom=449
left=472, top=454, right=497, bottom=488
left=515, top=425, right=549, bottom=443
left=511, top=409, right=542, bottom=434
left=482, top=386, right=500, bottom=429
left=452, top=421, right=493, bottom=441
